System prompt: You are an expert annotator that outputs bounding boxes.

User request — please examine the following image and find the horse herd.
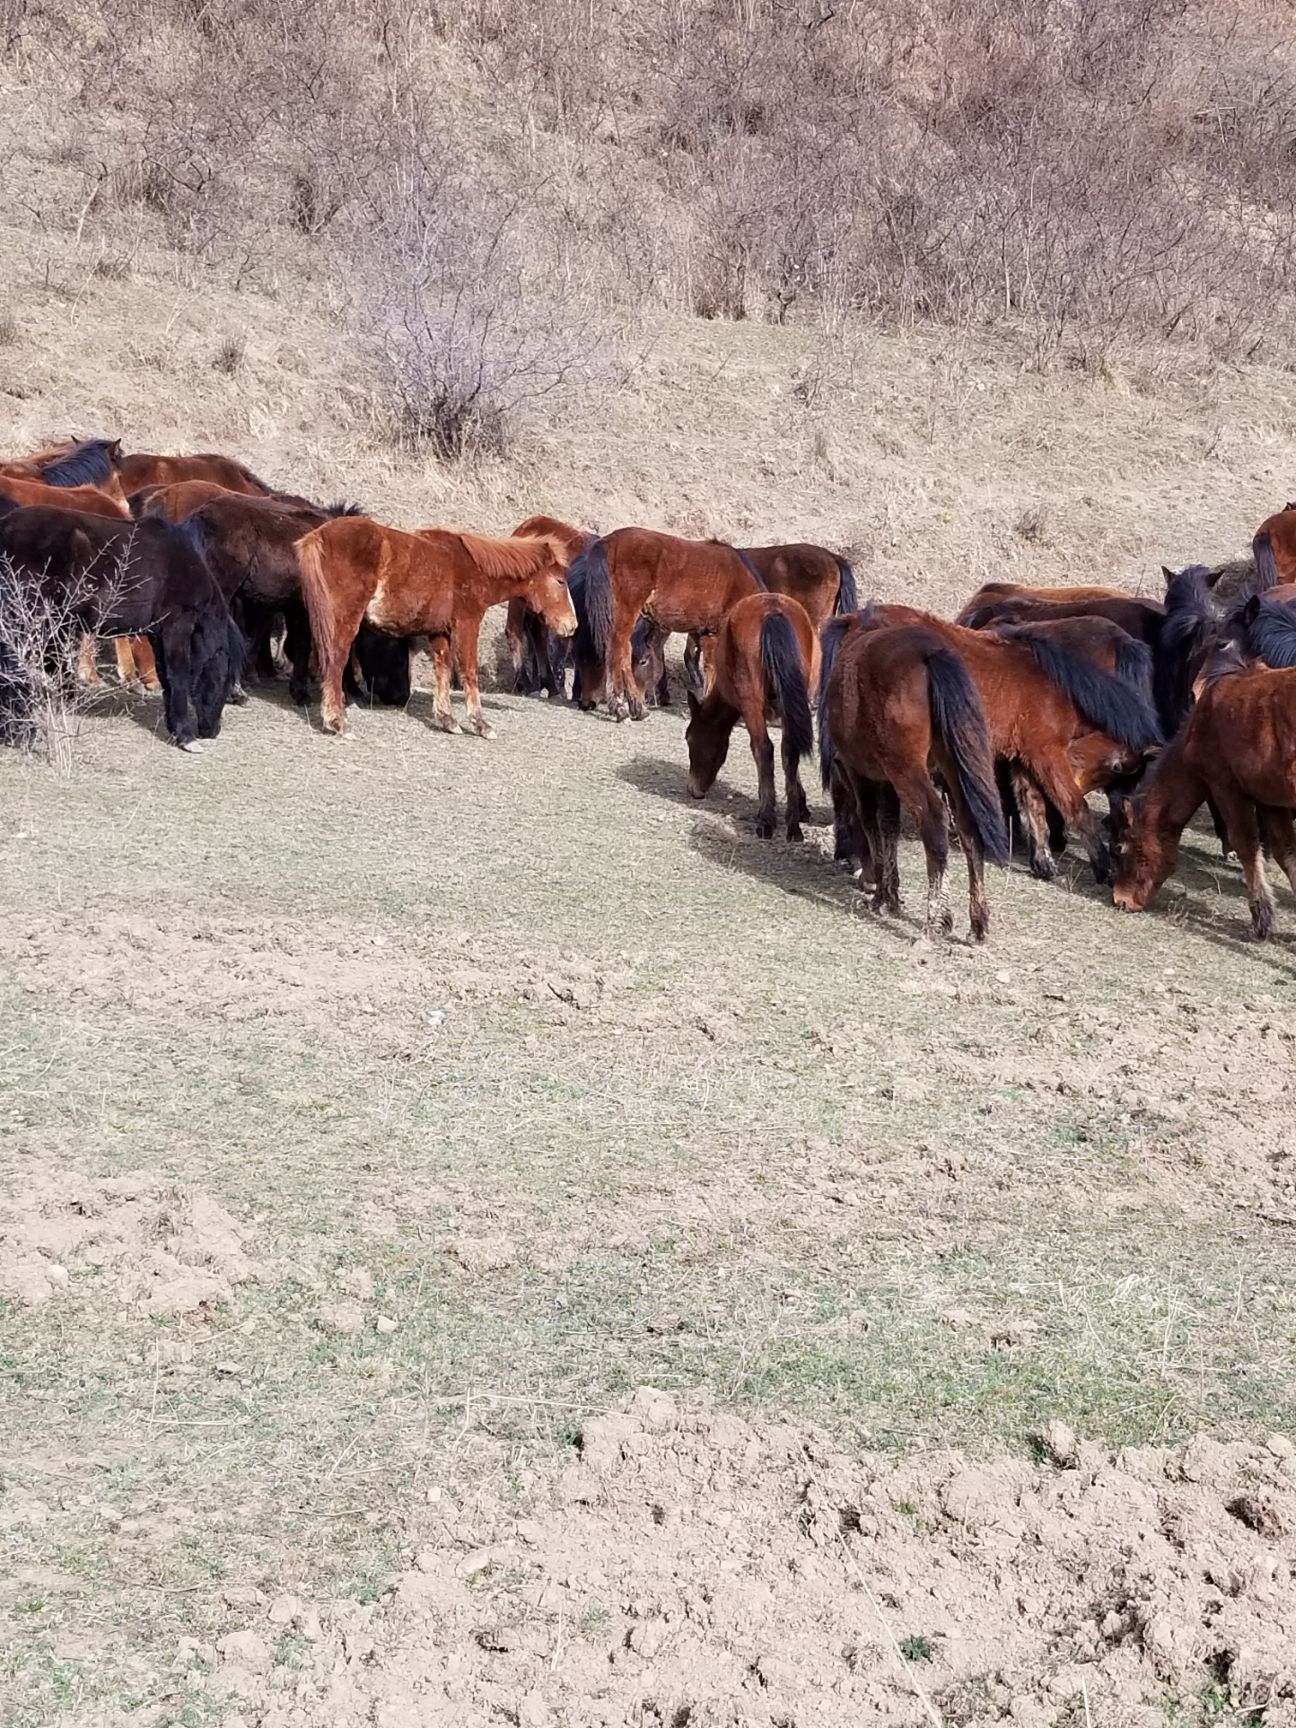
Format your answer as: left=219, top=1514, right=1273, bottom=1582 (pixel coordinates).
left=3, top=436, right=1296, bottom=945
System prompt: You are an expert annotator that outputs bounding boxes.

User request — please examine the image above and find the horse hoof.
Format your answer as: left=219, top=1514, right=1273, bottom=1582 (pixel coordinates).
left=472, top=721, right=496, bottom=740
left=1030, top=855, right=1057, bottom=882
left=755, top=819, right=774, bottom=839
left=786, top=825, right=804, bottom=843
left=178, top=739, right=204, bottom=754
left=229, top=686, right=250, bottom=707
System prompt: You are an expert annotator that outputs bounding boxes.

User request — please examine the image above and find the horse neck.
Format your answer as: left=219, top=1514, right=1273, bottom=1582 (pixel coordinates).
left=1142, top=727, right=1205, bottom=838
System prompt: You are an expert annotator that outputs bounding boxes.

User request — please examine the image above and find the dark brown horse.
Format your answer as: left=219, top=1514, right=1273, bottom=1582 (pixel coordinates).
left=685, top=593, right=819, bottom=841
left=118, top=451, right=276, bottom=498
left=574, top=529, right=762, bottom=720
left=0, top=501, right=239, bottom=749
left=133, top=480, right=242, bottom=522
left=824, top=622, right=1010, bottom=941
left=822, top=604, right=1162, bottom=883
left=960, top=580, right=1131, bottom=613
left=506, top=515, right=594, bottom=698
left=1112, top=661, right=1296, bottom=938
left=1252, top=507, right=1296, bottom=592
left=177, top=494, right=364, bottom=703
left=295, top=518, right=574, bottom=736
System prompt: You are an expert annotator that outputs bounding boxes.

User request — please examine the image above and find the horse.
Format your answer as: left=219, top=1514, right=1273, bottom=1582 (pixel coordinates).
left=959, top=580, right=1131, bottom=615
left=572, top=528, right=762, bottom=720
left=294, top=519, right=575, bottom=736
left=178, top=494, right=365, bottom=703
left=118, top=451, right=277, bottom=498
left=824, top=622, right=1010, bottom=942
left=0, top=439, right=126, bottom=498
left=821, top=604, right=1161, bottom=884
left=1111, top=660, right=1296, bottom=938
left=684, top=593, right=819, bottom=841
left=505, top=516, right=595, bottom=699
left=0, top=501, right=240, bottom=750
left=681, top=542, right=857, bottom=693
left=131, top=480, right=242, bottom=522
left=1252, top=507, right=1296, bottom=593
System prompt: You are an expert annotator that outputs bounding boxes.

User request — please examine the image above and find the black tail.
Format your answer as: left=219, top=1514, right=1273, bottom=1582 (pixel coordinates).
left=572, top=537, right=613, bottom=665
left=1242, top=595, right=1296, bottom=669
left=924, top=648, right=1011, bottom=866
left=732, top=546, right=767, bottom=590
left=760, top=612, right=813, bottom=765
left=1253, top=529, right=1279, bottom=595
left=834, top=555, right=858, bottom=614
left=1000, top=627, right=1163, bottom=750
left=1115, top=634, right=1155, bottom=706
left=326, top=500, right=367, bottom=519
left=817, top=613, right=856, bottom=789
left=39, top=438, right=122, bottom=488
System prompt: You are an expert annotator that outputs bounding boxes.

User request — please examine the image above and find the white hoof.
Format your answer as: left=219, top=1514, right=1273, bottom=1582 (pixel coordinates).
left=179, top=739, right=204, bottom=754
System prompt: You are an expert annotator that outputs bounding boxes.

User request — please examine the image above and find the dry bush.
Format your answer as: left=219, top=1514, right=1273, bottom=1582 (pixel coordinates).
left=13, top=0, right=1296, bottom=369
left=213, top=333, right=245, bottom=374
left=0, top=556, right=92, bottom=770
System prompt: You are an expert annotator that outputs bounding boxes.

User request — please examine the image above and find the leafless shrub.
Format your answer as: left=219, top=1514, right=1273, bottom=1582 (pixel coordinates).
left=213, top=333, right=245, bottom=374
left=93, top=252, right=132, bottom=281
left=0, top=555, right=93, bottom=770
left=1014, top=506, right=1049, bottom=545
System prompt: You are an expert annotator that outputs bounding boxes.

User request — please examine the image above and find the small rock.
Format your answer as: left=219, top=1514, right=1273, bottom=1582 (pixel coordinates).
left=447, top=1235, right=517, bottom=1275
left=299, top=1609, right=324, bottom=1642
left=217, top=1630, right=271, bottom=1673
left=1265, top=1433, right=1294, bottom=1460
left=458, top=1544, right=509, bottom=1580
left=267, top=1593, right=300, bottom=1625
left=753, top=1651, right=797, bottom=1694
left=317, top=1302, right=364, bottom=1336
left=375, top=1313, right=398, bottom=1335
left=627, top=1386, right=677, bottom=1430
left=222, top=1586, right=265, bottom=1609
left=1037, top=1420, right=1078, bottom=1468
left=515, top=1519, right=544, bottom=1547
left=628, top=1618, right=668, bottom=1657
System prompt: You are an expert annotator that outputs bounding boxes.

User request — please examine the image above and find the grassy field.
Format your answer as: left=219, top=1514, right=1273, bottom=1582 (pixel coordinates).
left=3, top=666, right=1296, bottom=1722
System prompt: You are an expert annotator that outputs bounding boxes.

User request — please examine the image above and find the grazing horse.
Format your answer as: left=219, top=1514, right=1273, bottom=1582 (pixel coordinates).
left=505, top=516, right=595, bottom=699
left=1111, top=661, right=1296, bottom=938
left=574, top=528, right=762, bottom=721
left=681, top=542, right=858, bottom=693
left=294, top=518, right=575, bottom=737
left=118, top=451, right=276, bottom=498
left=0, top=502, right=239, bottom=749
left=960, top=580, right=1131, bottom=614
left=685, top=593, right=820, bottom=841
left=824, top=622, right=1010, bottom=942
left=178, top=494, right=364, bottom=703
left=822, top=604, right=1161, bottom=883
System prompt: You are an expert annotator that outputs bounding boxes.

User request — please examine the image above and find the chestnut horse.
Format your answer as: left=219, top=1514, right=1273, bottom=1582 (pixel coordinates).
left=506, top=515, right=594, bottom=699
left=821, top=605, right=1161, bottom=883
left=575, top=528, right=762, bottom=720
left=0, top=501, right=240, bottom=749
left=118, top=451, right=276, bottom=498
left=1252, top=506, right=1296, bottom=593
left=1111, top=661, right=1296, bottom=938
left=960, top=580, right=1131, bottom=614
left=824, top=622, right=1010, bottom=942
left=681, top=541, right=857, bottom=693
left=132, top=480, right=241, bottom=522
left=685, top=593, right=819, bottom=841
left=295, top=519, right=574, bottom=737
left=0, top=438, right=125, bottom=499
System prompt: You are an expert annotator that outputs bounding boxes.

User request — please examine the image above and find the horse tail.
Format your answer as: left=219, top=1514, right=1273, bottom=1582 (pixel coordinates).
left=816, top=612, right=856, bottom=789
left=576, top=537, right=613, bottom=662
left=760, top=610, right=814, bottom=765
left=924, top=647, right=1010, bottom=867
left=1000, top=626, right=1163, bottom=751
left=294, top=528, right=333, bottom=662
left=1115, top=634, right=1156, bottom=707
left=833, top=555, right=858, bottom=614
left=1253, top=529, right=1279, bottom=595
left=1244, top=595, right=1296, bottom=669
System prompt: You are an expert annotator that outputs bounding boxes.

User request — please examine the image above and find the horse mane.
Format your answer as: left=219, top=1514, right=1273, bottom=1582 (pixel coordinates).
left=1242, top=595, right=1296, bottom=670
left=38, top=438, right=122, bottom=488
left=326, top=500, right=366, bottom=518
left=455, top=531, right=569, bottom=579
left=1160, top=565, right=1217, bottom=659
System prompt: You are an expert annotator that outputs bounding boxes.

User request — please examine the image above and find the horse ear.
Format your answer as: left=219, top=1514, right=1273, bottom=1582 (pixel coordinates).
left=1240, top=594, right=1261, bottom=625
left=686, top=690, right=699, bottom=717
left=1161, top=565, right=1177, bottom=588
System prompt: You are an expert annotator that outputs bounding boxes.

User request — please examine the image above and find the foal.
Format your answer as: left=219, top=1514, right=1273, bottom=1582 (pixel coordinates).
left=685, top=593, right=819, bottom=841
left=295, top=517, right=574, bottom=736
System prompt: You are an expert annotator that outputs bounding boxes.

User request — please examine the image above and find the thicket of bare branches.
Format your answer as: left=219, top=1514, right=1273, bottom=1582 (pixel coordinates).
left=12, top=0, right=1296, bottom=443
left=0, top=555, right=92, bottom=768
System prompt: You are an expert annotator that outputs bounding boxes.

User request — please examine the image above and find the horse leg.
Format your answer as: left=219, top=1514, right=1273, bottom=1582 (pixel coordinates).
left=113, top=637, right=140, bottom=688
left=1260, top=808, right=1296, bottom=900
left=750, top=718, right=777, bottom=839
left=653, top=629, right=671, bottom=707
left=451, top=611, right=493, bottom=738
left=1032, top=752, right=1110, bottom=884
left=314, top=596, right=364, bottom=736
left=428, top=633, right=461, bottom=734
left=1011, top=765, right=1057, bottom=881
left=1214, top=793, right=1272, bottom=937
left=130, top=635, right=161, bottom=693
left=505, top=599, right=528, bottom=693
left=284, top=601, right=314, bottom=708
left=683, top=633, right=703, bottom=694
left=76, top=634, right=101, bottom=687
left=944, top=776, right=991, bottom=942
left=608, top=619, right=643, bottom=722
left=782, top=733, right=809, bottom=843
left=1208, top=794, right=1234, bottom=860
left=157, top=617, right=200, bottom=750
left=873, top=783, right=902, bottom=913
left=895, top=771, right=951, bottom=938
